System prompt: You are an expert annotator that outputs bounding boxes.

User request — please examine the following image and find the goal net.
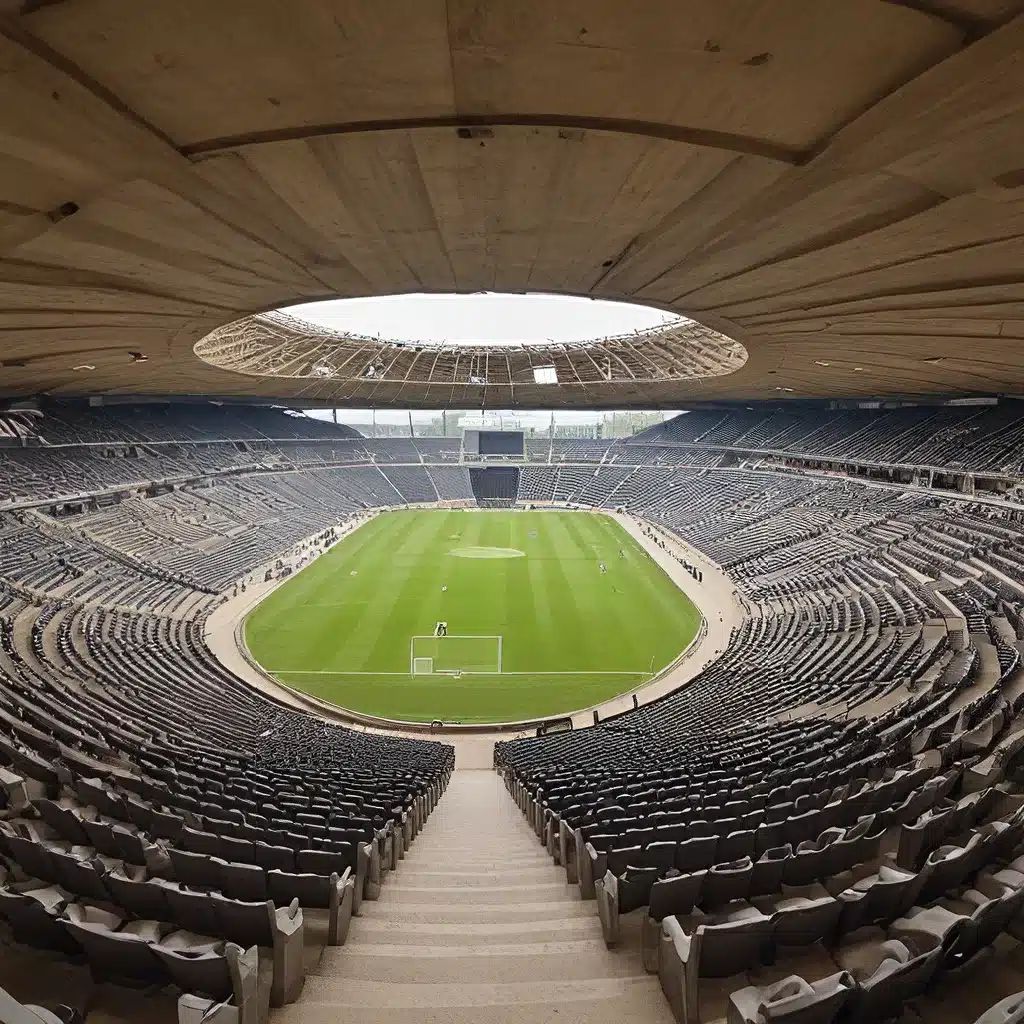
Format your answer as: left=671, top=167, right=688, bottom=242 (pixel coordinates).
left=409, top=635, right=503, bottom=674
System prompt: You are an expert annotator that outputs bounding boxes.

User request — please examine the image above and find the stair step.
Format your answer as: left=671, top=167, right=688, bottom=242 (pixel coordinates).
left=407, top=847, right=548, bottom=858
left=402, top=858, right=554, bottom=870
left=379, top=882, right=577, bottom=905
left=277, top=771, right=671, bottom=1024
left=394, top=868, right=558, bottom=885
left=404, top=848, right=551, bottom=857
left=358, top=900, right=595, bottom=923
left=315, top=941, right=646, bottom=983
left=350, top=915, right=602, bottom=946
left=406, top=844, right=548, bottom=856
left=293, top=976, right=675, bottom=1013
left=274, top=1002, right=674, bottom=1024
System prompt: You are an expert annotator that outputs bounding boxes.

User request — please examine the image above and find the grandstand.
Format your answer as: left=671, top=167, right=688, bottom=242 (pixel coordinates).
left=0, top=399, right=1018, bottom=1021
left=4, top=3, right=1024, bottom=1023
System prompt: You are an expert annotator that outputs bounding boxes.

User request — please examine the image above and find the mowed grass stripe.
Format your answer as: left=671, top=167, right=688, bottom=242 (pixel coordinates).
left=536, top=511, right=594, bottom=672
left=245, top=509, right=702, bottom=723
left=520, top=517, right=557, bottom=672
left=590, top=514, right=702, bottom=673
left=362, top=510, right=450, bottom=670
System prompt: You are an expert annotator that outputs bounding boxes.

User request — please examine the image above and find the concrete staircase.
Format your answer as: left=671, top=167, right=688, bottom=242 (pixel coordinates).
left=273, top=770, right=673, bottom=1024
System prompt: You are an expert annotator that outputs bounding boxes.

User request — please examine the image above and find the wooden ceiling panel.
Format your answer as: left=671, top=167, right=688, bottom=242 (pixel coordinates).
left=887, top=119, right=1024, bottom=199
left=701, top=235, right=1024, bottom=327
left=800, top=14, right=1024, bottom=172
left=415, top=134, right=513, bottom=293
left=303, top=133, right=459, bottom=293
left=0, top=28, right=181, bottom=184
left=641, top=173, right=945, bottom=302
left=225, top=141, right=392, bottom=294
left=903, top=0, right=1024, bottom=24
left=538, top=137, right=740, bottom=296
left=81, top=182, right=324, bottom=291
left=734, top=283, right=1024, bottom=322
left=602, top=157, right=790, bottom=300
left=684, top=196, right=1024, bottom=312
left=447, top=0, right=962, bottom=148
left=15, top=225, right=276, bottom=310
left=0, top=310, right=197, bottom=331
left=0, top=277, right=218, bottom=317
left=21, top=0, right=455, bottom=145
left=0, top=1, right=1021, bottom=405
left=0, top=149, right=101, bottom=215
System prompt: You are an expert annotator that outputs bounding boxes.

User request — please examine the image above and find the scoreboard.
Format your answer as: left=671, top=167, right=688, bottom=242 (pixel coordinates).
left=462, top=429, right=524, bottom=456
left=461, top=413, right=525, bottom=457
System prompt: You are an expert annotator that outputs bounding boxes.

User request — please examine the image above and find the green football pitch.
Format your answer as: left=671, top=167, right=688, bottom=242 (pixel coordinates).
left=244, top=508, right=702, bottom=723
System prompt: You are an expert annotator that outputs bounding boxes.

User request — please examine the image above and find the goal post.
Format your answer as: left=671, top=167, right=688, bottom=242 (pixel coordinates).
left=409, top=635, right=503, bottom=674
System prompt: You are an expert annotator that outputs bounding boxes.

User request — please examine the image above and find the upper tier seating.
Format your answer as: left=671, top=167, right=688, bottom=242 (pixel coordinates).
left=631, top=403, right=1024, bottom=475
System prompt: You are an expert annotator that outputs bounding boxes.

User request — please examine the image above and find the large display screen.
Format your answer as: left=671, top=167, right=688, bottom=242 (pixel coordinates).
left=478, top=430, right=525, bottom=455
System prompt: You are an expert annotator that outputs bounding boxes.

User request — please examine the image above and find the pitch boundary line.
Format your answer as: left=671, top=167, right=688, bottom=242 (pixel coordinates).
left=268, top=669, right=651, bottom=676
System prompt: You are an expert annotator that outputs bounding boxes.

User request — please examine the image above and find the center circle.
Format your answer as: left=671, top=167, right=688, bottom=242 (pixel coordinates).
left=448, top=546, right=526, bottom=559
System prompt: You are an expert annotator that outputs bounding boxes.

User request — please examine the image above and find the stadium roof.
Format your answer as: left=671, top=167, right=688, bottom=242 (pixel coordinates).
left=1, top=2, right=1023, bottom=408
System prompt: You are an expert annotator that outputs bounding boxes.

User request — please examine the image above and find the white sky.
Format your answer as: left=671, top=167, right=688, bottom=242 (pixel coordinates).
left=285, top=292, right=680, bottom=345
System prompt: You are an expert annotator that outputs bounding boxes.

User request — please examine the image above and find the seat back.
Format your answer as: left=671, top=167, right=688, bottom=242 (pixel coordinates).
left=221, top=837, right=255, bottom=864
left=254, top=843, right=295, bottom=872
left=49, top=851, right=111, bottom=902
left=718, top=829, right=756, bottom=863
left=220, top=861, right=267, bottom=903
left=617, top=867, right=660, bottom=915
left=74, top=779, right=122, bottom=818
left=64, top=918, right=164, bottom=983
left=919, top=838, right=982, bottom=903
left=182, top=827, right=223, bottom=858
left=267, top=869, right=330, bottom=908
left=750, top=845, right=791, bottom=898
left=702, top=858, right=752, bottom=909
left=211, top=893, right=274, bottom=948
left=959, top=887, right=1024, bottom=964
left=34, top=801, right=89, bottom=845
left=154, top=939, right=232, bottom=1001
left=606, top=845, right=643, bottom=878
left=0, top=886, right=76, bottom=952
left=5, top=836, right=56, bottom=882
left=106, top=870, right=171, bottom=920
left=847, top=944, right=941, bottom=1024
left=110, top=826, right=146, bottom=865
left=149, top=808, right=184, bottom=841
left=695, top=915, right=773, bottom=978
left=169, top=848, right=223, bottom=889
left=80, top=820, right=122, bottom=858
left=771, top=898, right=842, bottom=952
left=833, top=819, right=882, bottom=874
left=674, top=834, right=717, bottom=873
left=649, top=871, right=706, bottom=923
left=164, top=885, right=220, bottom=935
left=296, top=848, right=354, bottom=877
left=838, top=866, right=920, bottom=934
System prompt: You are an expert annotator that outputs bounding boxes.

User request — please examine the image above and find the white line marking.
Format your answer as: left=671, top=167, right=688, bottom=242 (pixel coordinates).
left=268, top=670, right=408, bottom=675
left=268, top=669, right=650, bottom=676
